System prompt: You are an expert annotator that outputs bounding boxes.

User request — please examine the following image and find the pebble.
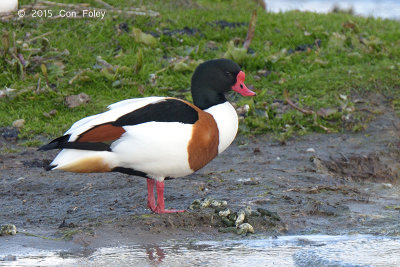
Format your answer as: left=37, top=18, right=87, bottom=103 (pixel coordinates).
left=65, top=93, right=90, bottom=108
left=218, top=208, right=231, bottom=217
left=200, top=198, right=212, bottom=209
left=237, top=223, right=254, bottom=235
left=244, top=206, right=252, bottom=216
left=43, top=109, right=57, bottom=118
left=190, top=198, right=227, bottom=210
left=236, top=104, right=250, bottom=116
left=12, top=119, right=25, bottom=129
left=235, top=209, right=246, bottom=226
left=0, top=224, right=17, bottom=236
left=381, top=183, right=393, bottom=189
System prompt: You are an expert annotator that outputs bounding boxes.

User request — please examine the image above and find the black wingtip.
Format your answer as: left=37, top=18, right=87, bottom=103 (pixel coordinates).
left=38, top=143, right=58, bottom=151
left=38, top=135, right=71, bottom=151
left=45, top=164, right=57, bottom=171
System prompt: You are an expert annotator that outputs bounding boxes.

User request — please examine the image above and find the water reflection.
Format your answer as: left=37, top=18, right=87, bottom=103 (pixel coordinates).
left=145, top=245, right=166, bottom=263
left=2, top=235, right=400, bottom=267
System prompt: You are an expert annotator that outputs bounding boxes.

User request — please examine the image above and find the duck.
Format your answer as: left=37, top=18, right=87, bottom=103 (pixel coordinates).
left=39, top=58, right=255, bottom=214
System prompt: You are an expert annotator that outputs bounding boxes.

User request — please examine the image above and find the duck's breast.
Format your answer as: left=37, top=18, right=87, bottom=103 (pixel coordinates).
left=205, top=101, right=238, bottom=154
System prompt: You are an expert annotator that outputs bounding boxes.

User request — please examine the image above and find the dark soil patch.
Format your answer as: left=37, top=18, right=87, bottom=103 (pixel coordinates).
left=160, top=27, right=202, bottom=37
left=322, top=152, right=400, bottom=183
left=208, top=20, right=247, bottom=29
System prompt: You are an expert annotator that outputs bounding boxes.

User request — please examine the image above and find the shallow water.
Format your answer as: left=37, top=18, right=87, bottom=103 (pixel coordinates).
left=265, top=0, right=400, bottom=20
left=2, top=235, right=399, bottom=267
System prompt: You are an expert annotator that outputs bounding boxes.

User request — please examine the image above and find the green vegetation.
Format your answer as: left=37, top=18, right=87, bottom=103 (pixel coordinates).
left=1, top=0, right=399, bottom=143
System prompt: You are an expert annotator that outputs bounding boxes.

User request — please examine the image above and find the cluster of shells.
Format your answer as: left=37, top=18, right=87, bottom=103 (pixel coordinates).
left=0, top=224, right=17, bottom=236
left=189, top=198, right=256, bottom=235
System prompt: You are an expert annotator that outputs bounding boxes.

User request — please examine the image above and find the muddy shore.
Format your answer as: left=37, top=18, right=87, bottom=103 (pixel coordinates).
left=1, top=110, right=399, bottom=251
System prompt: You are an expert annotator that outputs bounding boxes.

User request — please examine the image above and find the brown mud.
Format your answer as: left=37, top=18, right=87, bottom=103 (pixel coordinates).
left=1, top=109, right=400, bottom=251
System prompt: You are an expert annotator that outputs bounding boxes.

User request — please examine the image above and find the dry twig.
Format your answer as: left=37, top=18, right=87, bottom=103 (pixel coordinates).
left=27, top=31, right=53, bottom=43
left=94, top=0, right=113, bottom=9
left=284, top=89, right=332, bottom=133
left=68, top=68, right=91, bottom=85
left=284, top=89, right=314, bottom=115
left=243, top=10, right=257, bottom=51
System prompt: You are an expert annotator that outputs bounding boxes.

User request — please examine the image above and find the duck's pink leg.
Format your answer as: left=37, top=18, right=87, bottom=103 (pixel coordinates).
left=153, top=181, right=185, bottom=214
left=146, top=178, right=157, bottom=212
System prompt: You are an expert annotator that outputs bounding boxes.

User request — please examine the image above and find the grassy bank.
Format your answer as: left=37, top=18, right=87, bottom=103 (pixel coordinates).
left=1, top=0, right=399, bottom=143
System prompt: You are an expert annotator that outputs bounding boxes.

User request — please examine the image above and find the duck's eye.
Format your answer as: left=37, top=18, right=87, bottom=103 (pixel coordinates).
left=226, top=72, right=233, bottom=77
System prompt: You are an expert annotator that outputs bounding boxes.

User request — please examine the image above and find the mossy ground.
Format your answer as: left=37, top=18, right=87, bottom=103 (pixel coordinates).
left=1, top=0, right=399, bottom=142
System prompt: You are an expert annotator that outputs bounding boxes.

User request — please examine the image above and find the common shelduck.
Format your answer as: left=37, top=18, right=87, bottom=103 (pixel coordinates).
left=39, top=59, right=255, bottom=214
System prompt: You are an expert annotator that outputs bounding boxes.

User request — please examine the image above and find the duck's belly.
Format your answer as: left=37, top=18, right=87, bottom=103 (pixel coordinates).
left=111, top=121, right=194, bottom=180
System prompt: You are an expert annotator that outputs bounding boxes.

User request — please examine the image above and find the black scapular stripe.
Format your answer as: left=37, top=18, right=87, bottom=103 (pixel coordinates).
left=38, top=99, right=198, bottom=153
left=113, top=99, right=198, bottom=126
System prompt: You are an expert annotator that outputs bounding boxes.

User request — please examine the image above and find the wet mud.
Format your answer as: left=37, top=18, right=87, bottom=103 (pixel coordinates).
left=1, top=110, right=400, bottom=250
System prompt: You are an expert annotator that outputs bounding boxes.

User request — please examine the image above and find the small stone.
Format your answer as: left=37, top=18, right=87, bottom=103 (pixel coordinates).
left=381, top=183, right=393, bottom=189
left=253, top=75, right=261, bottom=81
left=306, top=148, right=316, bottom=153
left=236, top=104, right=250, bottom=116
left=189, top=199, right=201, bottom=210
left=206, top=41, right=218, bottom=50
left=0, top=224, right=17, bottom=236
left=149, top=73, right=157, bottom=86
left=219, top=208, right=231, bottom=217
left=200, top=198, right=212, bottom=209
left=243, top=178, right=260, bottom=185
left=12, top=119, right=25, bottom=129
left=237, top=223, right=254, bottom=235
left=210, top=200, right=222, bottom=208
left=43, top=109, right=57, bottom=118
left=112, top=80, right=122, bottom=87
left=244, top=206, right=252, bottom=216
left=65, top=93, right=90, bottom=108
left=235, top=209, right=246, bottom=226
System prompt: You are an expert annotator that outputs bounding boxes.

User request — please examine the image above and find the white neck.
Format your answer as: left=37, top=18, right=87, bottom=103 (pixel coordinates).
left=205, top=102, right=238, bottom=154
